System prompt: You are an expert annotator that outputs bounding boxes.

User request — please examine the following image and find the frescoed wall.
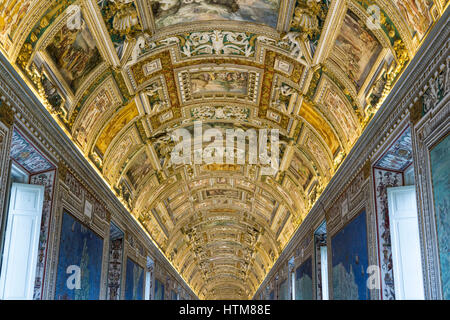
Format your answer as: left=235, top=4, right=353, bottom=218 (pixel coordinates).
left=0, top=0, right=447, bottom=302
left=331, top=211, right=369, bottom=300
left=124, top=258, right=145, bottom=300
left=54, top=212, right=104, bottom=300
left=155, top=278, right=165, bottom=300
left=295, top=257, right=313, bottom=300
left=430, top=134, right=450, bottom=300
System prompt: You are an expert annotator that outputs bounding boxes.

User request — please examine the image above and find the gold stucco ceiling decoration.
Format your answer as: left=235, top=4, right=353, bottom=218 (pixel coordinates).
left=1, top=0, right=447, bottom=299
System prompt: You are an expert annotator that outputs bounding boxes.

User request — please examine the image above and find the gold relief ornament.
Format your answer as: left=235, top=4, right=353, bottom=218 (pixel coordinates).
left=103, top=0, right=142, bottom=36
left=290, top=0, right=326, bottom=39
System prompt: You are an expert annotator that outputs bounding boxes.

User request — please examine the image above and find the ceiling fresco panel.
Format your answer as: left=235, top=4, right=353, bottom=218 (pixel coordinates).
left=94, top=100, right=140, bottom=157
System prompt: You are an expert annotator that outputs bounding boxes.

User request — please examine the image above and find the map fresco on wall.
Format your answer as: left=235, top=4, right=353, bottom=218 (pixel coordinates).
left=45, top=14, right=103, bottom=93
left=31, top=170, right=56, bottom=300
left=392, top=0, right=434, bottom=40
left=10, top=129, right=55, bottom=173
left=430, top=134, right=450, bottom=300
left=295, top=257, right=313, bottom=300
left=150, top=0, right=280, bottom=29
left=55, top=212, right=104, bottom=300
left=279, top=280, right=288, bottom=300
left=155, top=278, right=165, bottom=300
left=332, top=10, right=382, bottom=90
left=124, top=258, right=144, bottom=300
left=331, top=210, right=369, bottom=300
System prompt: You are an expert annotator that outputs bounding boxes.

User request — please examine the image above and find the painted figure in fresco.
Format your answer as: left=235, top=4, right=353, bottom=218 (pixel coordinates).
left=75, top=89, right=111, bottom=149
left=291, top=157, right=312, bottom=190
left=152, top=0, right=240, bottom=18
left=0, top=0, right=31, bottom=41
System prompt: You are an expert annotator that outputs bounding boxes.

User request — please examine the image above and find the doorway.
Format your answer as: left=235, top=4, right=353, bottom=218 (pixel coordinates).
left=373, top=127, right=425, bottom=300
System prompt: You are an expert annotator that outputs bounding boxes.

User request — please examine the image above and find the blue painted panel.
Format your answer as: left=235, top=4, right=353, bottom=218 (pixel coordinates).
left=331, top=211, right=369, bottom=300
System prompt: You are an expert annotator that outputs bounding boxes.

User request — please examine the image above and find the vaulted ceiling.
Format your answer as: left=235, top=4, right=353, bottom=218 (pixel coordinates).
left=1, top=0, right=447, bottom=299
